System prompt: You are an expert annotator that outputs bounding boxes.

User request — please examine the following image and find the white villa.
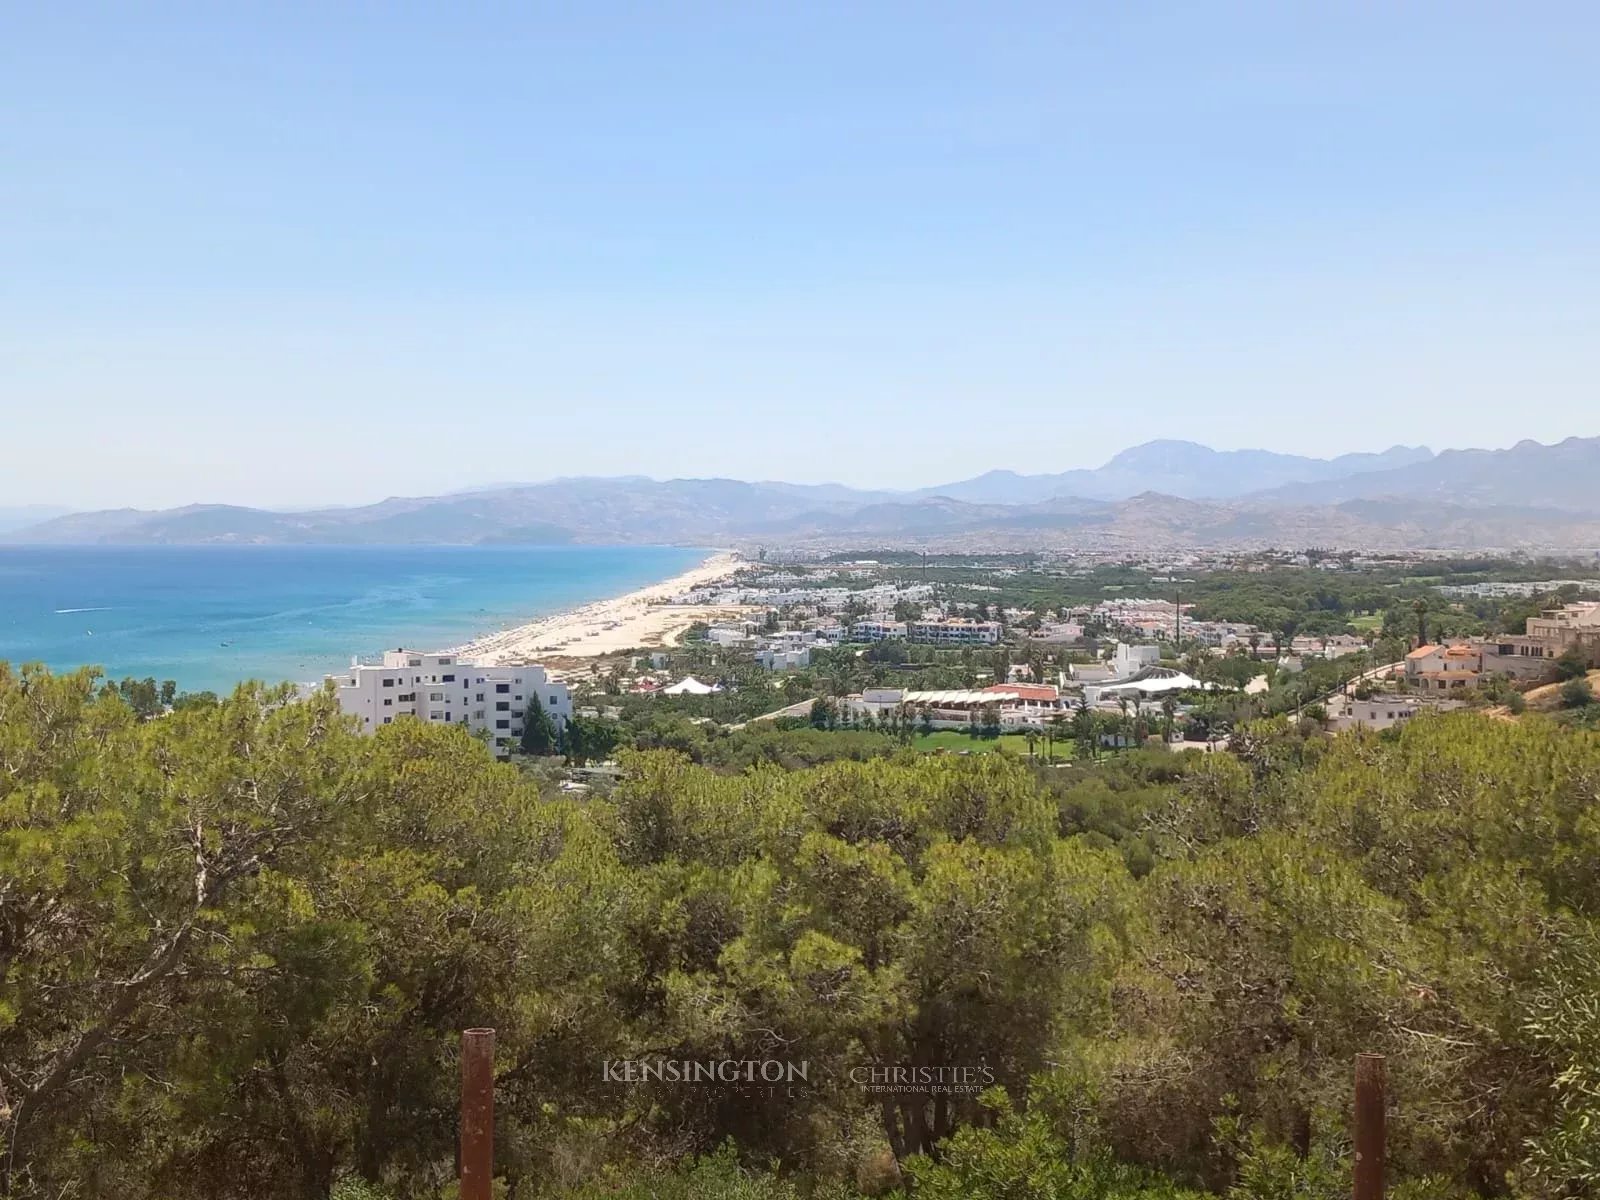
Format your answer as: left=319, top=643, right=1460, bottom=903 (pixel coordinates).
left=328, top=649, right=570, bottom=757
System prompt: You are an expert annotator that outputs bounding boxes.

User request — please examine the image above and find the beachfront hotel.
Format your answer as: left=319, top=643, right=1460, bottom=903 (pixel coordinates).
left=328, top=649, right=571, bottom=756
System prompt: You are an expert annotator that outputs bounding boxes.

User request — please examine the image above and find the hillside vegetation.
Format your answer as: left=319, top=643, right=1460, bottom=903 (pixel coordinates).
left=3, top=663, right=1600, bottom=1199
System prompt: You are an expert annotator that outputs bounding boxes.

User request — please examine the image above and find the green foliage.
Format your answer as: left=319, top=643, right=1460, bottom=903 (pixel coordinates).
left=1520, top=928, right=1600, bottom=1197
left=1560, top=676, right=1595, bottom=709
left=562, top=713, right=622, bottom=765
left=521, top=697, right=559, bottom=754
left=1555, top=647, right=1591, bottom=681
left=7, top=661, right=1600, bottom=1198
left=549, top=1145, right=820, bottom=1199
left=0, top=663, right=637, bottom=1199
left=906, top=1093, right=1207, bottom=1200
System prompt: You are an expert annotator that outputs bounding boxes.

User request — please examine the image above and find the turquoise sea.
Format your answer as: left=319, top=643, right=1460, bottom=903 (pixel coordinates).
left=0, top=545, right=707, bottom=693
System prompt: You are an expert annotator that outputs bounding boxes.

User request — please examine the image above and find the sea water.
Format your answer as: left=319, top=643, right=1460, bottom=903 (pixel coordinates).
left=0, top=544, right=706, bottom=693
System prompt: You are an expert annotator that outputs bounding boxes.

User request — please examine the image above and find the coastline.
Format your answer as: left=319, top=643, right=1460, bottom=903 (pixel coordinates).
left=446, top=549, right=755, bottom=672
left=0, top=544, right=740, bottom=694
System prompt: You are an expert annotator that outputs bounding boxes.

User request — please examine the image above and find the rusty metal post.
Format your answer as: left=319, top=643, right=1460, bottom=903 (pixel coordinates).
left=1354, top=1053, right=1385, bottom=1200
left=461, top=1028, right=495, bottom=1200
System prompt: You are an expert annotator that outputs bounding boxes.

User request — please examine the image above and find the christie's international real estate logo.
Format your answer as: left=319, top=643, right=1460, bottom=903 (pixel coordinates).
left=600, top=1058, right=810, bottom=1084
left=848, top=1064, right=996, bottom=1095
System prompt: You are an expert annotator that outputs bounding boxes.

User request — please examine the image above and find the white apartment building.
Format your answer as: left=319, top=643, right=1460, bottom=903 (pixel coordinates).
left=851, top=618, right=908, bottom=642
left=328, top=648, right=571, bottom=757
left=908, top=618, right=1001, bottom=646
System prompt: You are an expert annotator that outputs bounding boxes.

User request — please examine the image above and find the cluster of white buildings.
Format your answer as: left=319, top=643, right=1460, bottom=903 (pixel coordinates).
left=1090, top=597, right=1186, bottom=641
left=1436, top=579, right=1593, bottom=599
left=845, top=683, right=1068, bottom=731
left=699, top=622, right=832, bottom=671
left=327, top=649, right=571, bottom=757
left=846, top=616, right=1002, bottom=645
left=673, top=580, right=934, bottom=612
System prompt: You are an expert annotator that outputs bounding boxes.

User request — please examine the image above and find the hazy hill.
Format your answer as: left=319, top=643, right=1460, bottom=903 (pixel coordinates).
left=917, top=441, right=1434, bottom=503
left=1249, top=436, right=1600, bottom=513
left=7, top=437, right=1598, bottom=552
left=5, top=479, right=879, bottom=547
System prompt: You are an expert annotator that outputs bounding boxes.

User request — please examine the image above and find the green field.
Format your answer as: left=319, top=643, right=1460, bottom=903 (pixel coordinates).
left=910, top=731, right=1057, bottom=756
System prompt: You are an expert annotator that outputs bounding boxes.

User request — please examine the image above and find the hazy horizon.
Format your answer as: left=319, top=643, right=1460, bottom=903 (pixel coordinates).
left=7, top=5, right=1600, bottom=509
left=18, top=433, right=1600, bottom=517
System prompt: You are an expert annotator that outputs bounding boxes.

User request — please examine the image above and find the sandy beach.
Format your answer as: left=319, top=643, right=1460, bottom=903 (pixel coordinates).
left=447, top=550, right=758, bottom=672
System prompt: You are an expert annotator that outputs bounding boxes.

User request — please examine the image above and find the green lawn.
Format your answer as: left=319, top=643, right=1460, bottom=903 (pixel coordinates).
left=910, top=731, right=1060, bottom=757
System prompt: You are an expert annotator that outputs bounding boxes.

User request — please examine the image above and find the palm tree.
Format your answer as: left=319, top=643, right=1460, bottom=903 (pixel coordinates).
left=1047, top=712, right=1068, bottom=763
left=1161, top=695, right=1177, bottom=743
left=1073, top=695, right=1096, bottom=760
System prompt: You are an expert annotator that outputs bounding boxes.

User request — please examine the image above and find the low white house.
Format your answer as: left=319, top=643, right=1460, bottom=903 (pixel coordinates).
left=1337, top=694, right=1422, bottom=731
left=328, top=649, right=570, bottom=757
left=757, top=646, right=811, bottom=670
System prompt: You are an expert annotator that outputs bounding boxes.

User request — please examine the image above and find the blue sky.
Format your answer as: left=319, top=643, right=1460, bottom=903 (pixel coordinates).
left=3, top=3, right=1598, bottom=509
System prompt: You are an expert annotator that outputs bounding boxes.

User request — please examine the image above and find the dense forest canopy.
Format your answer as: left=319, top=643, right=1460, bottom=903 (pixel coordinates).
left=3, top=661, right=1600, bottom=1199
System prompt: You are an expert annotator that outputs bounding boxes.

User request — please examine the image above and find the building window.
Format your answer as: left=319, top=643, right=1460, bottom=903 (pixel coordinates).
left=383, top=699, right=392, bottom=707
left=442, top=674, right=455, bottom=682
left=495, top=684, right=510, bottom=694
left=496, top=719, right=510, bottom=729
left=549, top=695, right=559, bottom=706
left=496, top=701, right=510, bottom=711
left=429, top=692, right=444, bottom=702
left=382, top=678, right=395, bottom=687
left=476, top=693, right=484, bottom=702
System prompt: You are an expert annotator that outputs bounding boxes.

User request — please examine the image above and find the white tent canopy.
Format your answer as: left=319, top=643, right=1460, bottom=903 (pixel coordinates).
left=1092, top=667, right=1209, bottom=700
left=663, top=675, right=721, bottom=695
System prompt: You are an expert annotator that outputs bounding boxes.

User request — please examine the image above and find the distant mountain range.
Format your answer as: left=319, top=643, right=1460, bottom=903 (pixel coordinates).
left=910, top=441, right=1435, bottom=504
left=7, top=437, right=1600, bottom=552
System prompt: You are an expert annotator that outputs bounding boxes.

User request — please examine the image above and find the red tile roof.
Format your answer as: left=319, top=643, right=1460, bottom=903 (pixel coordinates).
left=982, top=683, right=1059, bottom=700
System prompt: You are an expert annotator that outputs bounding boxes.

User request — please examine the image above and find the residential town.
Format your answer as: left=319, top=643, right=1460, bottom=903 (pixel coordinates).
left=324, top=552, right=1600, bottom=762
